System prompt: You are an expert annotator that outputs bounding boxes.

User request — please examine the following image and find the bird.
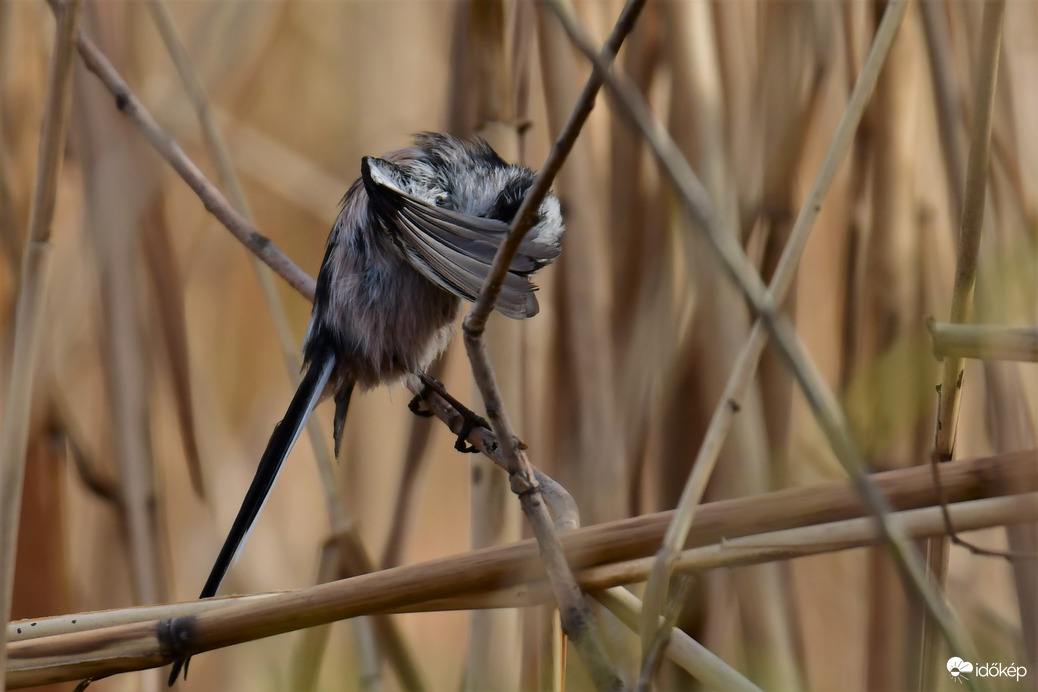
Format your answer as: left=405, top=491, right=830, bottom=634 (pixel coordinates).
left=168, top=132, right=564, bottom=684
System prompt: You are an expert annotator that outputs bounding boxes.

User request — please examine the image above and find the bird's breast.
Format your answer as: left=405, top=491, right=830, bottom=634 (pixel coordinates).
left=319, top=229, right=460, bottom=388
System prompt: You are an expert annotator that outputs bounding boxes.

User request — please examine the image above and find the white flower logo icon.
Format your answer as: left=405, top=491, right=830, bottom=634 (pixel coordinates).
left=947, top=657, right=974, bottom=683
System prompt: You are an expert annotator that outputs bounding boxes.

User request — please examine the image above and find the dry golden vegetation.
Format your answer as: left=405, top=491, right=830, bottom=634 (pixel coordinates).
left=1, top=1, right=1037, bottom=691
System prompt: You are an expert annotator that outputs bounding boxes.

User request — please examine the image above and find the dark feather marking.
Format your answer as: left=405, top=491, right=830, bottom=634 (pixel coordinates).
left=167, top=351, right=336, bottom=685
left=333, top=384, right=354, bottom=458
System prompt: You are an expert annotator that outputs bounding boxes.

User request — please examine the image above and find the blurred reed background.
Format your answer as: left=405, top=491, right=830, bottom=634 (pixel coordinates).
left=1, top=0, right=1036, bottom=690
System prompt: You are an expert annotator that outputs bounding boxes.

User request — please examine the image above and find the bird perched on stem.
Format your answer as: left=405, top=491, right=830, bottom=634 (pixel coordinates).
left=168, top=132, right=564, bottom=684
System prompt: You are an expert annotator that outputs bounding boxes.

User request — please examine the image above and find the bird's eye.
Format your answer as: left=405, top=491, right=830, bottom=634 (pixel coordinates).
left=434, top=193, right=449, bottom=207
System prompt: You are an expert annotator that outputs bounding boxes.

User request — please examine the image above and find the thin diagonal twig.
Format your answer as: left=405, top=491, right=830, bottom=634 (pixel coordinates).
left=57, top=5, right=315, bottom=301
left=544, top=4, right=981, bottom=688
left=0, top=0, right=82, bottom=686
left=460, top=1, right=648, bottom=688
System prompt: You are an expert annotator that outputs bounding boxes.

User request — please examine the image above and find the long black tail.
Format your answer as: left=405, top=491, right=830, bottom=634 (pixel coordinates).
left=168, top=352, right=336, bottom=685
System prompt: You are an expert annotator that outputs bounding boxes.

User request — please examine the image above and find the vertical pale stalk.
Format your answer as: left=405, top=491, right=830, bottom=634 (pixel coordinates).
left=0, top=0, right=19, bottom=273
left=511, top=3, right=564, bottom=685
left=635, top=0, right=910, bottom=682
left=535, top=1, right=625, bottom=526
left=0, top=0, right=82, bottom=686
left=931, top=0, right=1005, bottom=463
left=922, top=1, right=1005, bottom=686
left=920, top=0, right=965, bottom=217
left=980, top=51, right=1038, bottom=688
left=651, top=1, right=798, bottom=688
left=466, top=2, right=522, bottom=689
left=75, top=43, right=167, bottom=686
left=856, top=10, right=925, bottom=689
left=757, top=2, right=824, bottom=483
left=605, top=6, right=664, bottom=520
left=607, top=2, right=659, bottom=342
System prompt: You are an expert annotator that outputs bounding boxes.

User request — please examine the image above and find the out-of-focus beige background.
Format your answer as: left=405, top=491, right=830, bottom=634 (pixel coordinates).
left=2, top=1, right=1036, bottom=690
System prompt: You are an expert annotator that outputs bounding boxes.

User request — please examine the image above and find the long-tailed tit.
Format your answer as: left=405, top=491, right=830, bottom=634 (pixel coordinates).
left=168, top=133, right=564, bottom=684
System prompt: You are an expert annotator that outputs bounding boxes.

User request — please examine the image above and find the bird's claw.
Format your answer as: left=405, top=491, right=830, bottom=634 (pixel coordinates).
left=407, top=393, right=435, bottom=417
left=454, top=413, right=491, bottom=453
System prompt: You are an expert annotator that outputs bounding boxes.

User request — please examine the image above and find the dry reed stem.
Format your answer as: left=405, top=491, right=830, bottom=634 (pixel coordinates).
left=974, top=162, right=1038, bottom=673
left=860, top=11, right=925, bottom=688
left=0, top=0, right=18, bottom=275
left=322, top=530, right=425, bottom=692
left=8, top=463, right=1037, bottom=689
left=142, top=2, right=403, bottom=685
left=461, top=2, right=648, bottom=688
left=755, top=2, right=825, bottom=489
left=583, top=494, right=1038, bottom=587
left=289, top=541, right=371, bottom=691
left=631, top=0, right=909, bottom=668
left=139, top=203, right=205, bottom=498
left=923, top=1, right=1006, bottom=686
left=86, top=129, right=168, bottom=624
left=29, top=449, right=1038, bottom=593
left=982, top=360, right=1038, bottom=672
left=932, top=0, right=1005, bottom=466
left=466, top=4, right=525, bottom=687
left=380, top=358, right=446, bottom=571
left=927, top=319, right=1038, bottom=362
left=535, top=1, right=623, bottom=526
left=652, top=2, right=799, bottom=688
left=547, top=2, right=982, bottom=682
left=920, top=0, right=965, bottom=216
left=9, top=467, right=1037, bottom=642
left=0, top=0, right=82, bottom=686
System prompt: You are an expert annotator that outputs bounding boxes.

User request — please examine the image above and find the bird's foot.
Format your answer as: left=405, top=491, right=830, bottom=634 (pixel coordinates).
left=407, top=392, right=435, bottom=417
left=414, top=373, right=491, bottom=453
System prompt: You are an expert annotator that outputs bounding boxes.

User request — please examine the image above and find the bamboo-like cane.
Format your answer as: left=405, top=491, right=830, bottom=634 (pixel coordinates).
left=0, top=0, right=82, bottom=687
left=928, top=320, right=1038, bottom=362
left=7, top=456, right=1037, bottom=689
left=9, top=451, right=1037, bottom=646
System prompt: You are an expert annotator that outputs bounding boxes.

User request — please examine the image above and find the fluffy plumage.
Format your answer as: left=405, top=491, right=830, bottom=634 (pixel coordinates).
left=168, top=134, right=563, bottom=685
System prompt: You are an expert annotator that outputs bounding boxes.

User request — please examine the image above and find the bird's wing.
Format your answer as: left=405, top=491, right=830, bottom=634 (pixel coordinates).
left=361, top=157, right=552, bottom=319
